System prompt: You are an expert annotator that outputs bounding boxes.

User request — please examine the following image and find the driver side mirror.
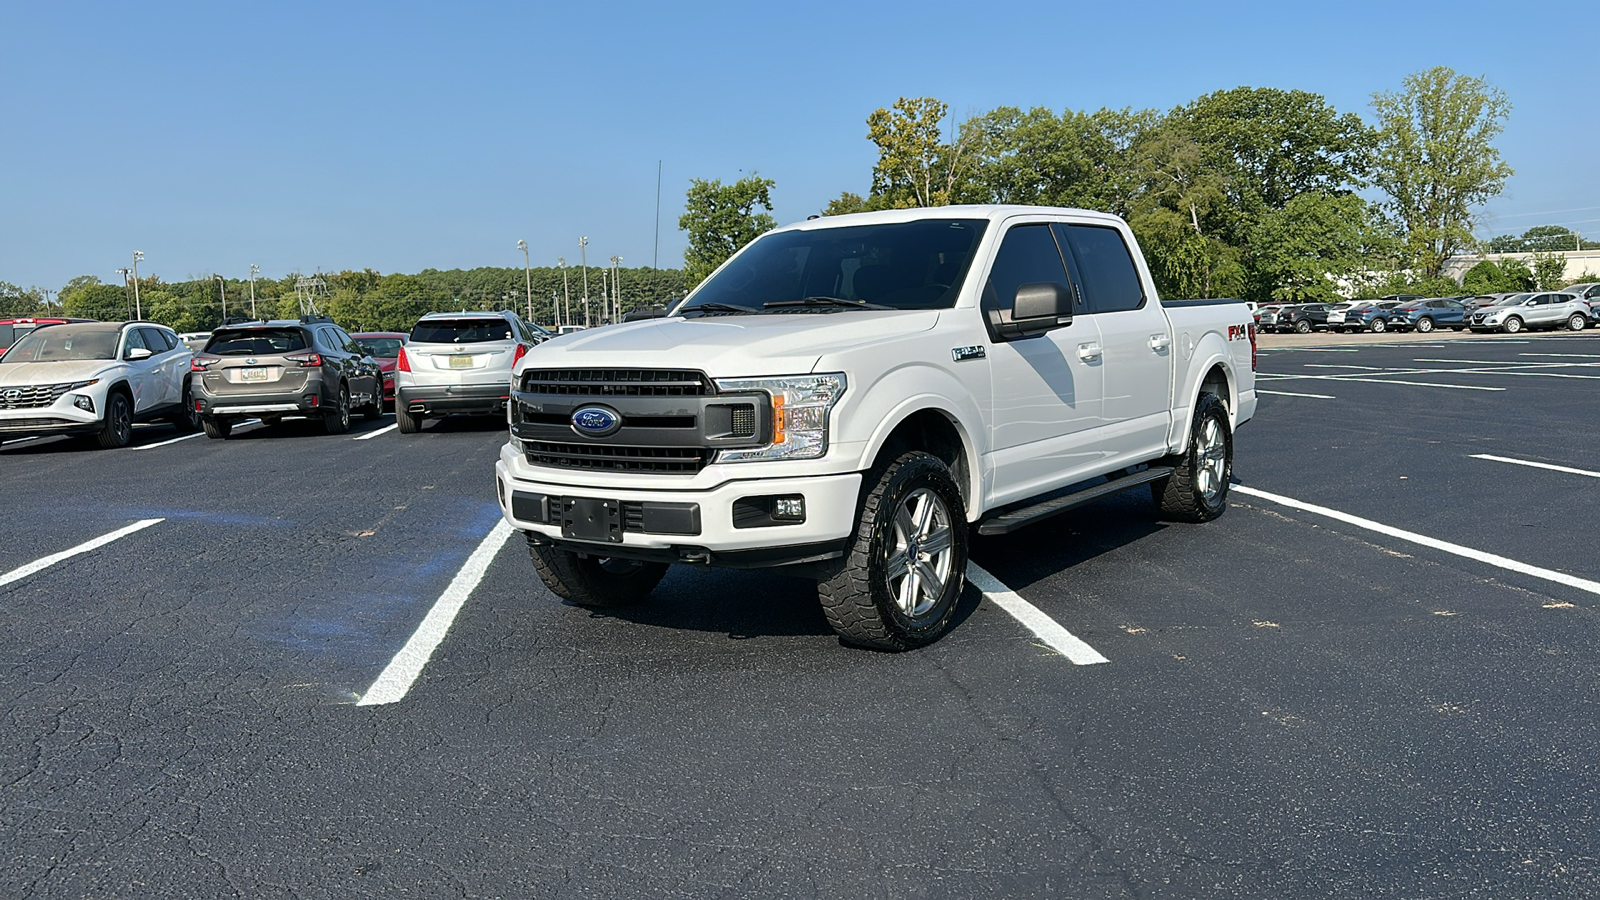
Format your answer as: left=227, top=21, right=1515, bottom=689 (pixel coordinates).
left=998, top=282, right=1074, bottom=339
left=125, top=347, right=153, bottom=361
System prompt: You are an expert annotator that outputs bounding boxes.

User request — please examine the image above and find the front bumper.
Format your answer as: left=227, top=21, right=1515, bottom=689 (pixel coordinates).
left=495, top=444, right=863, bottom=567
left=398, top=383, right=509, bottom=416
left=0, top=390, right=106, bottom=436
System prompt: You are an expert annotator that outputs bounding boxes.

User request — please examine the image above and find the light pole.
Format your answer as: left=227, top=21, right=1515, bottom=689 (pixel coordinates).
left=610, top=255, right=622, bottom=322
left=115, top=268, right=133, bottom=319
left=131, top=250, right=144, bottom=319
left=215, top=274, right=227, bottom=322
left=579, top=236, right=589, bottom=319
left=249, top=264, right=259, bottom=320
left=557, top=257, right=570, bottom=329
left=517, top=239, right=533, bottom=324
left=40, top=288, right=56, bottom=312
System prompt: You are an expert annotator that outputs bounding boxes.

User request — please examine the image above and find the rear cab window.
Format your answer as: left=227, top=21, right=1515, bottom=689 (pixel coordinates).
left=411, top=319, right=516, bottom=344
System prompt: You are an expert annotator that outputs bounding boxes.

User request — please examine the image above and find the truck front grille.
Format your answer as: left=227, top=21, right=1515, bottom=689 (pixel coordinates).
left=523, top=439, right=707, bottom=474
left=520, top=368, right=710, bottom=397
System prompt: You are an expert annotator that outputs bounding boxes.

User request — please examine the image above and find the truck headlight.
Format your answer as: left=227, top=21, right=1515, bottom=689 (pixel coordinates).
left=712, top=373, right=846, bottom=462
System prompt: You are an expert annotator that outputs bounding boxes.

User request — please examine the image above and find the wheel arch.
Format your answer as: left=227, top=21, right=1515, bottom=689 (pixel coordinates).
left=860, top=404, right=981, bottom=520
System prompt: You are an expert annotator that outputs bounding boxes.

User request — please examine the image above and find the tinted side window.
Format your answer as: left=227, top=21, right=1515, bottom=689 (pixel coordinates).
left=1061, top=225, right=1144, bottom=313
left=123, top=328, right=147, bottom=353
left=136, top=326, right=169, bottom=351
left=982, top=224, right=1073, bottom=341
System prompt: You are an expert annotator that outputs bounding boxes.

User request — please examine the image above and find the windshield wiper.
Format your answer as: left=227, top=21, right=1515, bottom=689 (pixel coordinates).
left=762, top=296, right=892, bottom=310
left=680, top=302, right=756, bottom=316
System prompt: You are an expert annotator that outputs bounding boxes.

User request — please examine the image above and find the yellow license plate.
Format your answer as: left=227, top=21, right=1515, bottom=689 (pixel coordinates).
left=448, top=355, right=475, bottom=368
left=240, top=367, right=270, bottom=382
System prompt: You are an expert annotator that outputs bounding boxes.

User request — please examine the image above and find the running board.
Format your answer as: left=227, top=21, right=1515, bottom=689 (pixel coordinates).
left=976, top=466, right=1174, bottom=536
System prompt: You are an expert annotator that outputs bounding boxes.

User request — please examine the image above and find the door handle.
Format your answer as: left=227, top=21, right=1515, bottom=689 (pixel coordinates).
left=1077, top=343, right=1102, bottom=361
left=1149, top=334, right=1172, bottom=351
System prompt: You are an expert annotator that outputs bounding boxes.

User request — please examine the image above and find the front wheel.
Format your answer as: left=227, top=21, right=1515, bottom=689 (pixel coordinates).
left=817, top=451, right=968, bottom=651
left=95, top=391, right=133, bottom=449
left=1370, top=318, right=1387, bottom=333
left=529, top=542, right=668, bottom=607
left=1415, top=317, right=1435, bottom=333
left=1153, top=393, right=1232, bottom=523
left=1294, top=319, right=1311, bottom=334
left=1568, top=313, right=1587, bottom=331
left=1503, top=316, right=1523, bottom=334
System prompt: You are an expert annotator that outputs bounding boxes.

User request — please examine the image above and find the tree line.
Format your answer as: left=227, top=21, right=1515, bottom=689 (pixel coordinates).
left=681, top=66, right=1594, bottom=304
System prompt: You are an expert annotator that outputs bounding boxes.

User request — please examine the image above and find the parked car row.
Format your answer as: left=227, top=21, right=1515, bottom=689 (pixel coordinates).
left=1257, top=291, right=1600, bottom=335
left=0, top=309, right=553, bottom=448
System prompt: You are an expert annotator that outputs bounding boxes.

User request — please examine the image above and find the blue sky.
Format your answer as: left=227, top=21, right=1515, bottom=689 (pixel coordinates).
left=3, top=0, right=1596, bottom=291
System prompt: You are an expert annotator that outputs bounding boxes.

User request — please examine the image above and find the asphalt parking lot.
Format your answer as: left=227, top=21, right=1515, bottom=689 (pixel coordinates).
left=5, top=332, right=1600, bottom=899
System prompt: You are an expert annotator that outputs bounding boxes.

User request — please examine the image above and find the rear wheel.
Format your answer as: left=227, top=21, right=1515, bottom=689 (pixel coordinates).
left=1370, top=318, right=1387, bottom=333
left=1504, top=316, right=1523, bottom=334
left=323, top=384, right=351, bottom=434
left=95, top=391, right=133, bottom=449
left=1153, top=393, right=1232, bottom=523
left=1568, top=313, right=1587, bottom=331
left=1294, top=319, right=1311, bottom=334
left=361, top=379, right=384, bottom=420
left=1415, top=317, right=1435, bottom=333
left=169, top=383, right=200, bottom=433
left=529, top=542, right=668, bottom=607
left=396, top=405, right=422, bottom=433
left=817, top=451, right=968, bottom=651
left=201, top=416, right=232, bottom=439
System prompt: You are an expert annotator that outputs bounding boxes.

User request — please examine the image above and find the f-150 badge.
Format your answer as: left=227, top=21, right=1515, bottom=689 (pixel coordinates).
left=951, top=346, right=986, bottom=362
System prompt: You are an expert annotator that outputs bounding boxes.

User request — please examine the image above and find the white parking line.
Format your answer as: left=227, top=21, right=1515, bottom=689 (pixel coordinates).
left=0, top=519, right=165, bottom=588
left=133, top=431, right=205, bottom=451
left=1521, top=353, right=1600, bottom=358
left=1265, top=374, right=1505, bottom=391
left=1470, top=454, right=1600, bottom=479
left=357, top=519, right=515, bottom=706
left=967, top=562, right=1108, bottom=664
left=1234, top=485, right=1600, bottom=598
left=354, top=423, right=398, bottom=441
left=1257, top=389, right=1336, bottom=399
left=1, top=436, right=45, bottom=446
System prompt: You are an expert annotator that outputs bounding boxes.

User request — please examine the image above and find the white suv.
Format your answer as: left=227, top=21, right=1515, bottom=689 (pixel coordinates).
left=0, top=321, right=196, bottom=448
left=394, top=310, right=549, bottom=433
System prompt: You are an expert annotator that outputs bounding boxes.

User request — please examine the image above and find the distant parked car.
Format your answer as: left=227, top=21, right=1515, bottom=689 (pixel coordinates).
left=0, top=317, right=96, bottom=360
left=1467, top=292, right=1591, bottom=334
left=351, top=331, right=407, bottom=410
left=1280, top=303, right=1336, bottom=333
left=1391, top=297, right=1470, bottom=333
left=189, top=315, right=383, bottom=438
left=1343, top=301, right=1405, bottom=333
left=178, top=331, right=212, bottom=350
left=1563, top=283, right=1600, bottom=323
left=395, top=310, right=546, bottom=434
left=1256, top=304, right=1298, bottom=333
left=0, top=320, right=195, bottom=448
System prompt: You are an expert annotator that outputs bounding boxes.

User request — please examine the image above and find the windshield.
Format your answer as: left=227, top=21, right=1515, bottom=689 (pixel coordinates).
left=1499, top=293, right=1532, bottom=306
left=411, top=319, right=516, bottom=343
left=680, top=218, right=989, bottom=314
left=205, top=328, right=308, bottom=355
left=358, top=337, right=404, bottom=358
left=2, top=325, right=119, bottom=362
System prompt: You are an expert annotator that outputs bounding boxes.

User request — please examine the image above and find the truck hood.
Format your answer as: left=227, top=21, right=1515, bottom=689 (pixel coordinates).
left=0, top=360, right=118, bottom=387
left=522, top=310, right=941, bottom=377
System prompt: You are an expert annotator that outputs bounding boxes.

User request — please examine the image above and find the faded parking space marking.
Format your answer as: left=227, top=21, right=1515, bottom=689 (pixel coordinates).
left=0, top=519, right=165, bottom=588
left=1470, top=454, right=1600, bottom=480
left=357, top=519, right=515, bottom=706
left=1257, top=389, right=1336, bottom=399
left=354, top=423, right=399, bottom=440
left=1234, top=485, right=1600, bottom=599
left=967, top=562, right=1108, bottom=665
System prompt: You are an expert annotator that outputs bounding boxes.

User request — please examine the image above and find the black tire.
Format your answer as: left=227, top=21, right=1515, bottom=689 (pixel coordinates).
left=1415, top=317, right=1435, bottom=333
left=1152, top=393, right=1232, bottom=523
left=95, top=390, right=133, bottom=449
left=1451, top=325, right=1465, bottom=331
left=528, top=542, right=668, bottom=608
left=817, top=451, right=968, bottom=651
left=169, top=382, right=200, bottom=433
left=396, top=405, right=422, bottom=434
left=323, top=384, right=351, bottom=435
left=1370, top=318, right=1387, bottom=333
left=201, top=416, right=232, bottom=440
left=1294, top=319, right=1311, bottom=334
left=1503, top=316, right=1523, bottom=334
left=1568, top=313, right=1587, bottom=332
left=361, top=378, right=384, bottom=420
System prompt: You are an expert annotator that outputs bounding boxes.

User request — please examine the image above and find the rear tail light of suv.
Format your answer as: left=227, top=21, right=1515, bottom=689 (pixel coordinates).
left=397, top=347, right=412, bottom=372
left=284, top=352, right=322, bottom=367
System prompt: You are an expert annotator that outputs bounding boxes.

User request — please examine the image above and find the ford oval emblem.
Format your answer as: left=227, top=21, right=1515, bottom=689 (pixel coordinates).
left=571, top=405, right=622, bottom=437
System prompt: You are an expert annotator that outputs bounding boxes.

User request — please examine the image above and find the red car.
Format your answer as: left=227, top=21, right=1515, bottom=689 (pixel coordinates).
left=351, top=331, right=408, bottom=409
left=0, top=317, right=96, bottom=359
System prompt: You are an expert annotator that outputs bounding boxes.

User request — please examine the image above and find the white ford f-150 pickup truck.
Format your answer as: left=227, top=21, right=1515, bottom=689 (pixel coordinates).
left=495, top=205, right=1257, bottom=649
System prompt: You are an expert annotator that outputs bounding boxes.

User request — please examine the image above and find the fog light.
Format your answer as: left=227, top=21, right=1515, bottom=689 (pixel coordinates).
left=773, top=496, right=805, bottom=520
left=73, top=394, right=94, bottom=412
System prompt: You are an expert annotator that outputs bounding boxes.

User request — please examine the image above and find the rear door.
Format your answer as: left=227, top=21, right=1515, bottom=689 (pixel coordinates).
left=1055, top=222, right=1172, bottom=465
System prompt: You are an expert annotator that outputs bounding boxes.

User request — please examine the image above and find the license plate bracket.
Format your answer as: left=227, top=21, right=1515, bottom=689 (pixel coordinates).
left=561, top=497, right=623, bottom=543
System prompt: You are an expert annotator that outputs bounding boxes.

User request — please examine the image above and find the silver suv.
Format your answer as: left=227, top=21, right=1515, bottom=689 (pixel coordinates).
left=394, top=310, right=549, bottom=433
left=1467, top=292, right=1591, bottom=334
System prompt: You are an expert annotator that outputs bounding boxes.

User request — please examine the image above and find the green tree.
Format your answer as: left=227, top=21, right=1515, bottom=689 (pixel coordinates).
left=1497, top=257, right=1536, bottom=291
left=866, top=97, right=974, bottom=208
left=1247, top=193, right=1386, bottom=302
left=678, top=174, right=776, bottom=286
left=822, top=191, right=868, bottom=216
left=963, top=106, right=1156, bottom=215
left=1531, top=251, right=1567, bottom=290
left=1460, top=260, right=1509, bottom=293
left=1369, top=67, right=1514, bottom=278
left=0, top=282, right=44, bottom=317
left=62, top=284, right=132, bottom=320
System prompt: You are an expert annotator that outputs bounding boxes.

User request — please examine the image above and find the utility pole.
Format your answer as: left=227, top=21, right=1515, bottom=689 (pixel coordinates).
left=517, top=239, right=533, bottom=323
left=557, top=257, right=569, bottom=329
left=611, top=256, right=622, bottom=322
left=215, top=275, right=227, bottom=322
left=249, top=264, right=259, bottom=320
left=579, top=236, right=590, bottom=319
left=115, top=268, right=133, bottom=319
left=131, top=250, right=144, bottom=319
left=654, top=160, right=662, bottom=269
left=40, top=288, right=56, bottom=312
